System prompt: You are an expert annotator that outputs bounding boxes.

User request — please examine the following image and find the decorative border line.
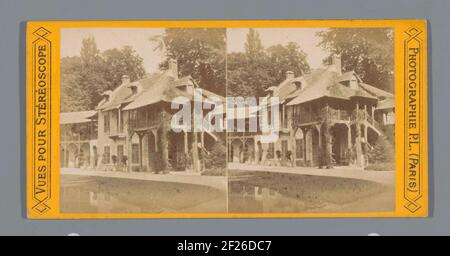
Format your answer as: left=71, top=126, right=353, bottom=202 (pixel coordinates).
left=403, top=27, right=423, bottom=213
left=25, top=20, right=428, bottom=218
left=31, top=27, right=52, bottom=214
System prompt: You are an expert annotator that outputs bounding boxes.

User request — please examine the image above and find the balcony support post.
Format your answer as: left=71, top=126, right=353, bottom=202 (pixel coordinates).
left=184, top=131, right=188, bottom=154
left=118, top=108, right=121, bottom=133
left=364, top=104, right=367, bottom=122
left=347, top=124, right=352, bottom=150
left=372, top=106, right=375, bottom=122
left=138, top=132, right=144, bottom=168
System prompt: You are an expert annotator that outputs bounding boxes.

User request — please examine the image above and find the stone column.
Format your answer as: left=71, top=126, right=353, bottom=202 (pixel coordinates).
left=301, top=127, right=308, bottom=166
left=118, top=108, right=121, bottom=133
left=184, top=131, right=188, bottom=154
left=191, top=113, right=200, bottom=173
left=254, top=138, right=258, bottom=164
left=316, top=125, right=322, bottom=148
left=160, top=111, right=170, bottom=172
left=291, top=127, right=296, bottom=166
left=347, top=124, right=352, bottom=150
left=138, top=132, right=144, bottom=168
left=355, top=101, right=364, bottom=167
left=200, top=131, right=205, bottom=171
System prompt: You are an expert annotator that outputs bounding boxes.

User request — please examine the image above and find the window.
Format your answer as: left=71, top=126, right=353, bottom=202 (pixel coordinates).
left=117, top=145, right=124, bottom=164
left=132, top=144, right=139, bottom=164
left=267, top=143, right=275, bottom=159
left=129, top=110, right=137, bottom=129
left=103, top=146, right=110, bottom=164
left=296, top=139, right=304, bottom=159
left=104, top=112, right=110, bottom=133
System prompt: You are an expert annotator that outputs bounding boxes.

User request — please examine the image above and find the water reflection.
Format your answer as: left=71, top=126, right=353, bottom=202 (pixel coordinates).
left=229, top=184, right=311, bottom=213
left=61, top=175, right=226, bottom=213
left=228, top=171, right=393, bottom=213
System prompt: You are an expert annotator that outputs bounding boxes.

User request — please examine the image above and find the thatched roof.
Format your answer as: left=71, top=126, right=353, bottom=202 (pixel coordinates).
left=123, top=73, right=191, bottom=110
left=286, top=67, right=382, bottom=106
left=96, top=69, right=224, bottom=112
left=97, top=73, right=164, bottom=111
left=359, top=82, right=394, bottom=99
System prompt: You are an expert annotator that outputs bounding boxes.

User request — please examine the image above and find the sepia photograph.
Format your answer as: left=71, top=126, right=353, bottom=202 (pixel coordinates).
left=59, top=28, right=228, bottom=214
left=226, top=28, right=396, bottom=213
left=58, top=26, right=396, bottom=214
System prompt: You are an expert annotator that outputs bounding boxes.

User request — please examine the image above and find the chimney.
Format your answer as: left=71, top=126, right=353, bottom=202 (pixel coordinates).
left=101, top=90, right=112, bottom=102
left=286, top=71, right=295, bottom=80
left=168, top=59, right=178, bottom=79
left=331, top=54, right=342, bottom=75
left=121, top=75, right=130, bottom=85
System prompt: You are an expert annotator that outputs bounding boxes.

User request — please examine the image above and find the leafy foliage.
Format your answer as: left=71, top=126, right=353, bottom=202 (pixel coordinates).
left=227, top=29, right=310, bottom=97
left=317, top=28, right=394, bottom=92
left=201, top=137, right=227, bottom=176
left=60, top=37, right=145, bottom=112
left=153, top=28, right=226, bottom=96
left=266, top=42, right=311, bottom=84
left=367, top=136, right=395, bottom=164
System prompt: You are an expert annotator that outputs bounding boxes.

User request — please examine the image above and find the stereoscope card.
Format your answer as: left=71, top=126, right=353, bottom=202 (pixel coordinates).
left=26, top=20, right=428, bottom=218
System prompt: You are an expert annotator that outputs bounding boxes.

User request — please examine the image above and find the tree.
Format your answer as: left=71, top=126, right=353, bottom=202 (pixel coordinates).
left=317, top=28, right=394, bottom=92
left=80, top=37, right=101, bottom=69
left=60, top=37, right=146, bottom=112
left=245, top=28, right=265, bottom=66
left=102, top=46, right=146, bottom=89
left=367, top=135, right=395, bottom=164
left=266, top=42, right=311, bottom=85
left=227, top=29, right=310, bottom=97
left=152, top=28, right=226, bottom=96
left=226, top=52, right=255, bottom=97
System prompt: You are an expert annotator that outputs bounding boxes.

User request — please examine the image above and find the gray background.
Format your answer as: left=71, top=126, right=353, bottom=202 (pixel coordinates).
left=0, top=0, right=448, bottom=235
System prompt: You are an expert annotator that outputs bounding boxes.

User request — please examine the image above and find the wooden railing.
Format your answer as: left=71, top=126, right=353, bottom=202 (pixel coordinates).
left=61, top=132, right=96, bottom=142
left=61, top=123, right=97, bottom=141
left=227, top=131, right=259, bottom=138
left=294, top=108, right=351, bottom=126
left=128, top=111, right=160, bottom=131
left=365, top=114, right=383, bottom=132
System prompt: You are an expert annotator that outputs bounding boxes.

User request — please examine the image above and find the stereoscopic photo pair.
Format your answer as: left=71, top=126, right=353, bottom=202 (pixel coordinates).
left=26, top=20, right=428, bottom=218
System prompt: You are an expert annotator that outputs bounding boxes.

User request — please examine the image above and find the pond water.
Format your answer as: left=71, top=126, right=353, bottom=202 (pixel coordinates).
left=228, top=170, right=394, bottom=213
left=60, top=175, right=227, bottom=213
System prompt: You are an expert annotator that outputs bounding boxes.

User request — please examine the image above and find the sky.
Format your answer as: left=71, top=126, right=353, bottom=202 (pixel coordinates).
left=61, top=27, right=330, bottom=73
left=227, top=28, right=330, bottom=69
left=61, top=28, right=166, bottom=73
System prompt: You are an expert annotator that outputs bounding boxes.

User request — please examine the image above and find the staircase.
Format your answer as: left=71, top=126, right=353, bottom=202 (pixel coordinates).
left=365, top=114, right=383, bottom=136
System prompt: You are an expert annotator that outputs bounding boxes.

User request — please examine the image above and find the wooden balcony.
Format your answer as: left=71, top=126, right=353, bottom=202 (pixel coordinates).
left=293, top=107, right=351, bottom=126
left=60, top=123, right=97, bottom=142
left=227, top=131, right=259, bottom=139
left=128, top=115, right=160, bottom=132
left=60, top=132, right=96, bottom=142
